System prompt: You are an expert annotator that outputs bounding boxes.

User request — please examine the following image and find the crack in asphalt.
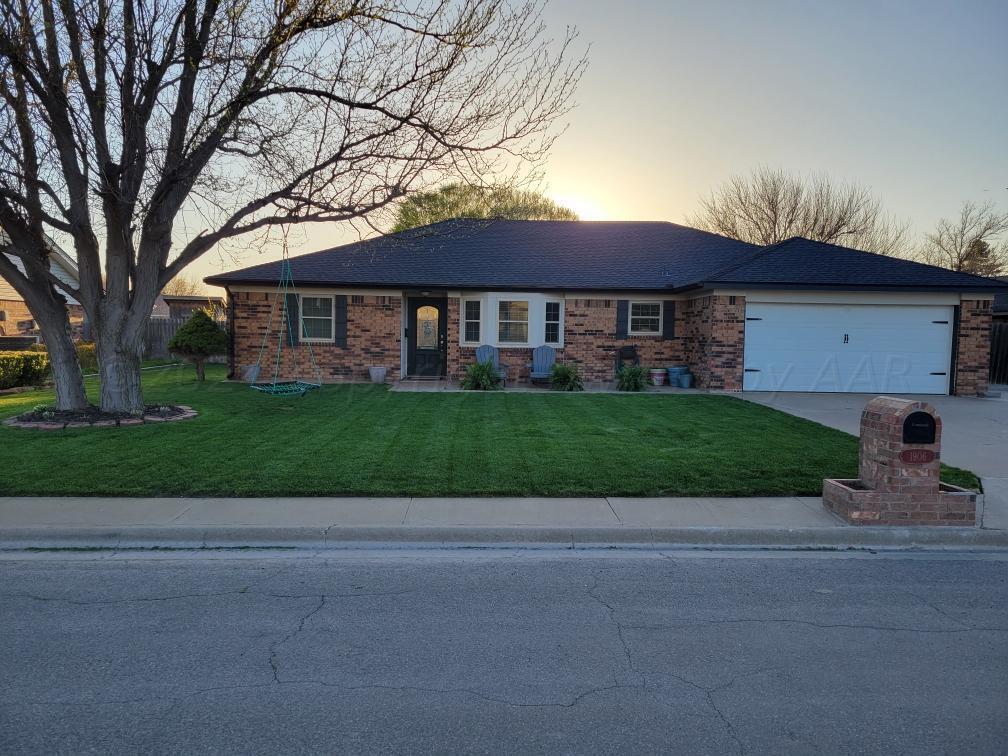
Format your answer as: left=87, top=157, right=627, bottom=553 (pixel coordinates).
left=585, top=572, right=646, bottom=687
left=583, top=570, right=756, bottom=753
left=268, top=595, right=326, bottom=683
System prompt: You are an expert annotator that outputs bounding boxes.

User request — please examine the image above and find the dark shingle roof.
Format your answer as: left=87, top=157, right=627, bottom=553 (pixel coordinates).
left=702, top=237, right=1008, bottom=292
left=206, top=219, right=760, bottom=291
left=206, top=220, right=1008, bottom=294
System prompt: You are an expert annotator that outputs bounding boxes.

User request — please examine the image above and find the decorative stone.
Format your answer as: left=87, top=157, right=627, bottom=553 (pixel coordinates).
left=5, top=408, right=197, bottom=430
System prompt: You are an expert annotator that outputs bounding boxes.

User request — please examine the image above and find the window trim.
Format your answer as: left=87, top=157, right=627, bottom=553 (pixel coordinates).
left=497, top=298, right=530, bottom=344
left=628, top=300, right=663, bottom=336
left=299, top=294, right=336, bottom=343
left=544, top=299, right=562, bottom=344
left=461, top=297, right=482, bottom=345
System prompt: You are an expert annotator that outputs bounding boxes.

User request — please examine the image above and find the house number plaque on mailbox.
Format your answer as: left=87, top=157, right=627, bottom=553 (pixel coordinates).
left=902, top=411, right=936, bottom=444
left=899, top=448, right=936, bottom=464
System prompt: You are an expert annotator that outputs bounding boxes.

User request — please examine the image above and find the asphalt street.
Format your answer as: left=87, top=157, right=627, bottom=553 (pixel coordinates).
left=1, top=548, right=1006, bottom=755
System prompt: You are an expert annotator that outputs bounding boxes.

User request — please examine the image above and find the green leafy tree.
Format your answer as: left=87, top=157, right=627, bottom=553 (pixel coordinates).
left=168, top=311, right=227, bottom=382
left=391, top=183, right=577, bottom=232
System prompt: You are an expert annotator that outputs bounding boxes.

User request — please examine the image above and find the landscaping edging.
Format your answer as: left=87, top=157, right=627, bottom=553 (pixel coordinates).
left=2, top=405, right=197, bottom=430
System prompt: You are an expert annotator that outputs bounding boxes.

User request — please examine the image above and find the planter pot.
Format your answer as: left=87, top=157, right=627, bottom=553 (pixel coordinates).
left=649, top=369, right=666, bottom=386
left=666, top=365, right=688, bottom=381
left=368, top=366, right=388, bottom=383
left=678, top=373, right=694, bottom=389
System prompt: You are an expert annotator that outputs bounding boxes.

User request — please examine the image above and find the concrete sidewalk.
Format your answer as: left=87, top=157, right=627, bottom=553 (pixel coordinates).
left=1, top=495, right=1005, bottom=550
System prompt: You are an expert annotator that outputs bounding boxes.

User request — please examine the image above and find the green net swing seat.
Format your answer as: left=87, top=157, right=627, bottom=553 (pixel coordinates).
left=250, top=379, right=319, bottom=397
left=245, top=255, right=322, bottom=398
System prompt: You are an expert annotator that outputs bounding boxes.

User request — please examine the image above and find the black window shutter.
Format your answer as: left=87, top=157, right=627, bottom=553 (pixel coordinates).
left=615, top=300, right=629, bottom=339
left=333, top=295, right=348, bottom=347
left=284, top=293, right=299, bottom=346
left=662, top=301, right=675, bottom=340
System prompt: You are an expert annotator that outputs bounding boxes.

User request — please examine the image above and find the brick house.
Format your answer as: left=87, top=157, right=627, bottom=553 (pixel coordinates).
left=1, top=243, right=85, bottom=341
left=206, top=220, right=1008, bottom=396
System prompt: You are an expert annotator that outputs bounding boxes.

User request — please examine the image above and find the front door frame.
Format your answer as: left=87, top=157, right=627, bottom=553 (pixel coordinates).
left=406, top=296, right=448, bottom=378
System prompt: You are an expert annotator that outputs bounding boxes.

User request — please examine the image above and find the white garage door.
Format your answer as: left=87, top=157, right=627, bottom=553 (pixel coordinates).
left=743, top=303, right=954, bottom=394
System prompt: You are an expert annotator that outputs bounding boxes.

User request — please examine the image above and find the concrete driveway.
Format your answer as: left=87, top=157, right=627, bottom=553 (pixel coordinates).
left=740, top=392, right=1008, bottom=529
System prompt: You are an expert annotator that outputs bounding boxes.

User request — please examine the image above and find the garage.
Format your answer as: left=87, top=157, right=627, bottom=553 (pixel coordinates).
left=742, top=302, right=954, bottom=394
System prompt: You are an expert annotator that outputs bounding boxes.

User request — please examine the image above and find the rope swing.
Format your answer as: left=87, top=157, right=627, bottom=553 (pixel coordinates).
left=246, top=241, right=322, bottom=398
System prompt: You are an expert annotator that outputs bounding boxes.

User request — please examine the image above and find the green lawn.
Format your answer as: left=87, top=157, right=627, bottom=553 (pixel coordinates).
left=0, top=364, right=979, bottom=497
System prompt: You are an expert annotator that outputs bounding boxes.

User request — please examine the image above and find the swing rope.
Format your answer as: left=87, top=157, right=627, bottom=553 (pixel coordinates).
left=248, top=240, right=322, bottom=398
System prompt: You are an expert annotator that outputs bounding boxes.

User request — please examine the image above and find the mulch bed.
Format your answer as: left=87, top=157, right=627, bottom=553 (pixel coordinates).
left=3, top=404, right=197, bottom=430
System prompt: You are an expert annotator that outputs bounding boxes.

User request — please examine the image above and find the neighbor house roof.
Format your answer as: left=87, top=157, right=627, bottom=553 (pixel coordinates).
left=207, top=219, right=1008, bottom=294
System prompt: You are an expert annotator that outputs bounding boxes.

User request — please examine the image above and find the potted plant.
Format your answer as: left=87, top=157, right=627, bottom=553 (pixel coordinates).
left=649, top=367, right=666, bottom=386
left=368, top=366, right=388, bottom=383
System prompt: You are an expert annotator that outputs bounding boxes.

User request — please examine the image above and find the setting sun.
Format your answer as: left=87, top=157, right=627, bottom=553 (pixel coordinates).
left=548, top=192, right=610, bottom=221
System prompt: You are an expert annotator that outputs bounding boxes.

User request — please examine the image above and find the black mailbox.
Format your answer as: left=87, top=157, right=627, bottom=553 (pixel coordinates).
left=902, top=411, right=936, bottom=444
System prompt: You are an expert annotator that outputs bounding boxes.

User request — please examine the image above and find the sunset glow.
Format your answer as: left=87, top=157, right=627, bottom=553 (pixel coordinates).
left=548, top=192, right=610, bottom=221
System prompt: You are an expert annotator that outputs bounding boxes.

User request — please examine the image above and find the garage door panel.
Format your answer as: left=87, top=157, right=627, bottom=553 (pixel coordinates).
left=743, top=303, right=953, bottom=394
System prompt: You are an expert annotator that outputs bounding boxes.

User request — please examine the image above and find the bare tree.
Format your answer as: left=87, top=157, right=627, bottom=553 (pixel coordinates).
left=689, top=166, right=909, bottom=256
left=920, top=201, right=1008, bottom=277
left=162, top=275, right=207, bottom=297
left=0, top=0, right=583, bottom=411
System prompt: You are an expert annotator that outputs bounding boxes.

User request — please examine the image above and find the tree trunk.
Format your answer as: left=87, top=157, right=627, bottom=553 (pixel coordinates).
left=96, top=331, right=145, bottom=414
left=29, top=298, right=89, bottom=412
left=47, top=331, right=89, bottom=411
left=195, top=358, right=205, bottom=382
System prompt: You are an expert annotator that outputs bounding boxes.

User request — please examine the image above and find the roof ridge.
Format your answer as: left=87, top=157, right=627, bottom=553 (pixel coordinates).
left=699, top=236, right=798, bottom=282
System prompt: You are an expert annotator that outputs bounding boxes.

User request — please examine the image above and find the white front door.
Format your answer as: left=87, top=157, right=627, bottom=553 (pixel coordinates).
left=742, top=302, right=954, bottom=394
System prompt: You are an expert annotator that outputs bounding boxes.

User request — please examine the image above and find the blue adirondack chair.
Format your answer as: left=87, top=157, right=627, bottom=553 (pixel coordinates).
left=475, top=344, right=509, bottom=387
left=529, top=345, right=556, bottom=384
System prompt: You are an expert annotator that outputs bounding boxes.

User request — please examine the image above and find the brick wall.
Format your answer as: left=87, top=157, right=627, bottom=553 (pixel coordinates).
left=0, top=298, right=34, bottom=336
left=232, top=290, right=401, bottom=382
left=954, top=299, right=992, bottom=397
left=446, top=296, right=687, bottom=383
left=679, top=295, right=745, bottom=390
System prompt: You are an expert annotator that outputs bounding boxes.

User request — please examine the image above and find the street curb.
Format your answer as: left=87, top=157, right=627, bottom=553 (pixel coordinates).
left=2, top=524, right=1007, bottom=551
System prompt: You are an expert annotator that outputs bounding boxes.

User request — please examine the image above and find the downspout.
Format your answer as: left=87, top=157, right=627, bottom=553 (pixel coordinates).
left=224, top=285, right=235, bottom=380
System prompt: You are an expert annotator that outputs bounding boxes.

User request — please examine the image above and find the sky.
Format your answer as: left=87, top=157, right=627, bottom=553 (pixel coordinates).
left=191, top=0, right=1008, bottom=289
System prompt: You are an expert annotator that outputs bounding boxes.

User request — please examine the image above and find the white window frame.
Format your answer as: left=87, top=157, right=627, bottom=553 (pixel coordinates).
left=544, top=299, right=563, bottom=344
left=461, top=297, right=482, bottom=345
left=457, top=293, right=565, bottom=348
left=497, top=299, right=530, bottom=344
left=299, top=294, right=336, bottom=343
left=628, top=300, right=663, bottom=336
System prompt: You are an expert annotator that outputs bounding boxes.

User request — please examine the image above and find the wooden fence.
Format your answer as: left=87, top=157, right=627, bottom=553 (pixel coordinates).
left=145, top=316, right=228, bottom=362
left=991, top=321, right=1008, bottom=386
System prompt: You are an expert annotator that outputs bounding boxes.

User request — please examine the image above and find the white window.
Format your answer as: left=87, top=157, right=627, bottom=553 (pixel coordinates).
left=545, top=301, right=561, bottom=344
left=463, top=299, right=481, bottom=344
left=498, top=300, right=529, bottom=343
left=300, top=295, right=334, bottom=341
left=629, top=301, right=662, bottom=335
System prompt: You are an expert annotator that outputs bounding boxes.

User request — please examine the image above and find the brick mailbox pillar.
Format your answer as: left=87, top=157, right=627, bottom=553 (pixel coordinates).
left=822, top=396, right=977, bottom=525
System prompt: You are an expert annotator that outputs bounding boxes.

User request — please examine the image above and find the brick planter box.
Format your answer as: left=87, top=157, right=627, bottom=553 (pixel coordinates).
left=822, top=396, right=977, bottom=526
